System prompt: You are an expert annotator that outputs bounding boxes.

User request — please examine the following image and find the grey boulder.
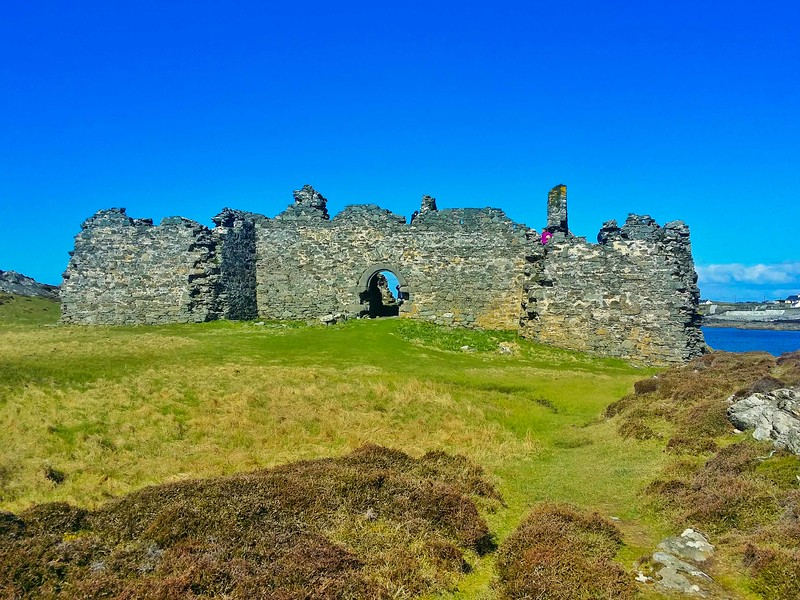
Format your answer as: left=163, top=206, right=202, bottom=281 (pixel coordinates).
left=727, top=387, right=800, bottom=455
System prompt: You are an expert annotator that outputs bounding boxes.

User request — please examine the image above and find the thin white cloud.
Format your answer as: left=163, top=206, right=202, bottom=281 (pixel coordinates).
left=697, top=262, right=800, bottom=285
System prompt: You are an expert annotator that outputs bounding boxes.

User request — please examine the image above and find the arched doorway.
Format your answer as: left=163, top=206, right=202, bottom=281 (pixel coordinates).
left=356, top=264, right=409, bottom=318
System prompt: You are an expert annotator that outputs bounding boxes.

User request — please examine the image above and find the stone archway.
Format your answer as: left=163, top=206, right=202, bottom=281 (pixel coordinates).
left=354, top=263, right=410, bottom=318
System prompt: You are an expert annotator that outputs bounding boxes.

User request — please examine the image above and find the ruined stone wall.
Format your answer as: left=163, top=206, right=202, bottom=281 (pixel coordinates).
left=61, top=209, right=219, bottom=324
left=255, top=188, right=531, bottom=329
left=60, top=184, right=706, bottom=364
left=521, top=213, right=705, bottom=363
left=401, top=207, right=530, bottom=329
left=213, top=208, right=261, bottom=321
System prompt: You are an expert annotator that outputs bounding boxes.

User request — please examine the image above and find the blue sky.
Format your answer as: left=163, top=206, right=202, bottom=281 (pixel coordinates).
left=1, top=0, right=798, bottom=301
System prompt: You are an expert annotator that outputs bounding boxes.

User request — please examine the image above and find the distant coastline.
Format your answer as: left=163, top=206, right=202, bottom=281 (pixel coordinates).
left=702, top=319, right=800, bottom=331
left=700, top=300, right=800, bottom=331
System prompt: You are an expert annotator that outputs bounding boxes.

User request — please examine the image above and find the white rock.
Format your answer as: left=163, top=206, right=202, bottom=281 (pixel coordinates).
left=727, top=387, right=800, bottom=455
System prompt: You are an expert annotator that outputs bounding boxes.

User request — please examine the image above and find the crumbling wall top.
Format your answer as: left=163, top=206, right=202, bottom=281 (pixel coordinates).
left=619, top=214, right=660, bottom=241
left=413, top=207, right=528, bottom=233
left=546, top=184, right=569, bottom=234
left=159, top=216, right=208, bottom=229
left=276, top=184, right=330, bottom=221
left=213, top=207, right=268, bottom=228
left=81, top=208, right=135, bottom=229
left=597, top=214, right=691, bottom=245
left=80, top=208, right=208, bottom=232
left=420, top=195, right=438, bottom=213
left=333, top=204, right=407, bottom=226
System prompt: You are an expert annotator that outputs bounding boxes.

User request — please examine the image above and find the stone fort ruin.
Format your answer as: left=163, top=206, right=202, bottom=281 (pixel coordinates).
left=61, top=184, right=706, bottom=363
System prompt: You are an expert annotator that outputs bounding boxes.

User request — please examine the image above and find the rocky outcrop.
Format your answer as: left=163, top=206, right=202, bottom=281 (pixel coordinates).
left=0, top=270, right=59, bottom=300
left=727, top=387, right=800, bottom=454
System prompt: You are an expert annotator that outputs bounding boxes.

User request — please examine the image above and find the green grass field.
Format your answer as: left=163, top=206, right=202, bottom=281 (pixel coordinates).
left=3, top=294, right=779, bottom=598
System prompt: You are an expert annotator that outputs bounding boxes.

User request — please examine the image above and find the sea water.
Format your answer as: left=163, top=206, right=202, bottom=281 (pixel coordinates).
left=702, top=327, right=800, bottom=356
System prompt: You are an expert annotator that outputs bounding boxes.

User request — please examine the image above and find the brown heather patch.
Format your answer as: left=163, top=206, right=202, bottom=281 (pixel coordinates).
left=633, top=377, right=659, bottom=395
left=495, top=503, right=634, bottom=600
left=742, top=544, right=800, bottom=600
left=732, top=375, right=788, bottom=399
left=606, top=350, right=800, bottom=598
left=646, top=439, right=789, bottom=533
left=0, top=445, right=500, bottom=599
left=607, top=351, right=800, bottom=453
left=617, top=417, right=658, bottom=440
left=658, top=351, right=778, bottom=402
left=775, top=350, right=800, bottom=382
left=737, top=490, right=800, bottom=599
left=643, top=438, right=800, bottom=599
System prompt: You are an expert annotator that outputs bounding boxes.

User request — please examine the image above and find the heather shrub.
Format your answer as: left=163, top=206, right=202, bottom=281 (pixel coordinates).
left=0, top=512, right=25, bottom=541
left=617, top=418, right=658, bottom=440
left=647, top=440, right=791, bottom=533
left=607, top=351, right=800, bottom=453
left=495, top=503, right=634, bottom=600
left=743, top=544, right=800, bottom=600
left=665, top=435, right=718, bottom=454
left=775, top=351, right=800, bottom=384
left=0, top=445, right=500, bottom=599
left=633, top=377, right=659, bottom=395
left=19, top=502, right=87, bottom=536
left=674, top=397, right=731, bottom=439
left=603, top=393, right=635, bottom=418
left=608, top=352, right=780, bottom=429
left=617, top=353, right=800, bottom=599
left=732, top=375, right=786, bottom=399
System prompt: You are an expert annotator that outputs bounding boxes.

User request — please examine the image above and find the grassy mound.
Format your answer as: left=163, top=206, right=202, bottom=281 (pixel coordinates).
left=0, top=445, right=500, bottom=599
left=0, top=293, right=59, bottom=326
left=607, top=350, right=800, bottom=599
left=495, top=503, right=633, bottom=599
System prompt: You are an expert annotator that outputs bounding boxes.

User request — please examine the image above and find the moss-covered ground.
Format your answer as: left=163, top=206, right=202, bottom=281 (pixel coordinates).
left=3, top=294, right=797, bottom=598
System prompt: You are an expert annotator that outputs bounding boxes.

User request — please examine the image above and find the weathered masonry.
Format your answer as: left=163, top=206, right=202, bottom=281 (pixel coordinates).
left=61, top=184, right=706, bottom=363
left=521, top=186, right=705, bottom=362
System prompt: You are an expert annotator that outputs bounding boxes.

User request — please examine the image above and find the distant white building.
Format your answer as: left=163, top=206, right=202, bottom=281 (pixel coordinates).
left=780, top=294, right=800, bottom=308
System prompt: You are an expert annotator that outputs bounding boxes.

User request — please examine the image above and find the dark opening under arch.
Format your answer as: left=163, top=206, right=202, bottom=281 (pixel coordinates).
left=356, top=264, right=409, bottom=318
